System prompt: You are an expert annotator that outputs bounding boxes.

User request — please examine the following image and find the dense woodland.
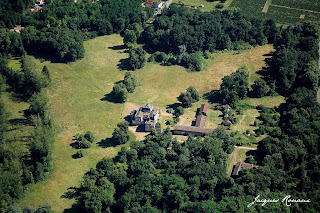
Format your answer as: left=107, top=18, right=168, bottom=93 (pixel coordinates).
left=140, top=6, right=278, bottom=71
left=0, top=0, right=319, bottom=212
left=1, top=0, right=153, bottom=62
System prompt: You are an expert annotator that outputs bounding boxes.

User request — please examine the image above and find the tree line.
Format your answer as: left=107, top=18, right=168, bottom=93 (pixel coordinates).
left=0, top=52, right=54, bottom=211
left=1, top=0, right=153, bottom=62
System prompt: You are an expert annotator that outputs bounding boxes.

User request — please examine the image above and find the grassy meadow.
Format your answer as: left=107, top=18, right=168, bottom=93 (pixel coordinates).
left=10, top=34, right=276, bottom=212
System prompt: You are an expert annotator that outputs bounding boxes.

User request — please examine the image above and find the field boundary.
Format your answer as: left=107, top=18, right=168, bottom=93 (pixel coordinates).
left=262, top=0, right=272, bottom=13
left=270, top=4, right=320, bottom=14
left=223, top=0, right=234, bottom=9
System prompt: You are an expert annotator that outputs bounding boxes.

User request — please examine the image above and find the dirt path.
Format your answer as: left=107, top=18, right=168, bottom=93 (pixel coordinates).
left=235, top=146, right=258, bottom=150
left=317, top=88, right=320, bottom=104
left=270, top=4, right=320, bottom=14
left=262, top=0, right=272, bottom=13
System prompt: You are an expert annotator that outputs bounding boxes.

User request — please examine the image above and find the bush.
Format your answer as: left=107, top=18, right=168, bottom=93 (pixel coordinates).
left=124, top=72, right=138, bottom=93
left=84, top=131, right=95, bottom=143
left=178, top=86, right=200, bottom=108
left=165, top=119, right=174, bottom=126
left=203, top=50, right=213, bottom=59
left=112, top=121, right=130, bottom=144
left=129, top=47, right=146, bottom=70
left=112, top=83, right=128, bottom=103
left=76, top=134, right=92, bottom=149
left=215, top=3, right=224, bottom=9
left=245, top=155, right=256, bottom=164
left=181, top=52, right=207, bottom=71
left=175, top=106, right=184, bottom=117
left=252, top=78, right=268, bottom=98
left=76, top=150, right=86, bottom=158
left=166, top=108, right=174, bottom=114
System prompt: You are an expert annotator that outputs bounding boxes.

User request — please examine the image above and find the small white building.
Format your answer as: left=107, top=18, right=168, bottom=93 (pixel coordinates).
left=153, top=1, right=163, bottom=9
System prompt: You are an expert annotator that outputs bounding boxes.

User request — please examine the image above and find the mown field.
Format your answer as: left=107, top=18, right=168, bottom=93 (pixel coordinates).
left=172, top=0, right=234, bottom=11
left=230, top=0, right=320, bottom=24
left=13, top=34, right=277, bottom=212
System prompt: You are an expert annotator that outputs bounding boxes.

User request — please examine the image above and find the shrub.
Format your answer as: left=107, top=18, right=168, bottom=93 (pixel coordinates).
left=203, top=50, right=213, bottom=59
left=215, top=3, right=224, bottom=9
left=166, top=108, right=174, bottom=114
left=84, top=131, right=95, bottom=143
left=175, top=106, right=184, bottom=117
left=76, top=134, right=92, bottom=149
left=76, top=150, right=86, bottom=158
left=165, top=119, right=174, bottom=126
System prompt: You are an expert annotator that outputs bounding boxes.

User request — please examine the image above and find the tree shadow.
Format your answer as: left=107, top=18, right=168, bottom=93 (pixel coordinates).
left=166, top=103, right=182, bottom=111
left=61, top=187, right=82, bottom=199
left=8, top=117, right=30, bottom=126
left=117, top=58, right=131, bottom=71
left=108, top=44, right=126, bottom=51
left=62, top=187, right=84, bottom=213
left=72, top=152, right=82, bottom=159
left=100, top=92, right=122, bottom=103
left=25, top=50, right=65, bottom=64
left=97, top=137, right=118, bottom=148
left=203, top=90, right=221, bottom=104
left=70, top=141, right=79, bottom=149
left=134, top=125, right=145, bottom=132
left=63, top=204, right=83, bottom=213
left=70, top=136, right=79, bottom=149
left=262, top=51, right=275, bottom=57
left=5, top=87, right=31, bottom=102
left=124, top=115, right=131, bottom=124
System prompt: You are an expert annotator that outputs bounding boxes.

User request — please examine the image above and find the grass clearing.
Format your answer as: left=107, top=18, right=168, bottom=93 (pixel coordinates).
left=226, top=147, right=254, bottom=176
left=240, top=95, right=285, bottom=108
left=17, top=34, right=275, bottom=212
left=172, top=0, right=220, bottom=11
left=262, top=0, right=272, bottom=13
left=231, top=96, right=285, bottom=136
left=231, top=108, right=259, bottom=134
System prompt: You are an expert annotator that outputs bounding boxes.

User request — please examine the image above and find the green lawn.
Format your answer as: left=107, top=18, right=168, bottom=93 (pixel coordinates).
left=231, top=96, right=285, bottom=136
left=17, top=34, right=275, bottom=212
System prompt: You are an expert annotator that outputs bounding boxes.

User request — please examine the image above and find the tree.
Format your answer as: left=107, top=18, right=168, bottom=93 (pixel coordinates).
left=252, top=78, right=268, bottom=98
left=123, top=30, right=137, bottom=46
left=181, top=52, right=207, bottom=72
left=76, top=134, right=92, bottom=149
left=129, top=47, right=146, bottom=70
left=178, top=87, right=200, bottom=108
left=112, top=84, right=128, bottom=103
left=219, top=66, right=249, bottom=104
left=28, top=90, right=49, bottom=120
left=175, top=106, right=184, bottom=117
left=84, top=131, right=95, bottom=143
left=186, top=86, right=200, bottom=102
left=0, top=98, right=9, bottom=140
left=96, top=20, right=113, bottom=35
left=112, top=121, right=130, bottom=144
left=42, top=65, right=51, bottom=85
left=124, top=72, right=138, bottom=93
left=178, top=92, right=193, bottom=108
